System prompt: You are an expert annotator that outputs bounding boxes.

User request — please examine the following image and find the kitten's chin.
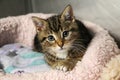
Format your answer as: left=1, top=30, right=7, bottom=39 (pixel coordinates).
left=51, top=47, right=68, bottom=59
left=56, top=49, right=68, bottom=59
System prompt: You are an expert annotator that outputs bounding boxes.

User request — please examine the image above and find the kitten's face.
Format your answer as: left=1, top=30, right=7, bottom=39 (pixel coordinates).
left=32, top=5, right=83, bottom=59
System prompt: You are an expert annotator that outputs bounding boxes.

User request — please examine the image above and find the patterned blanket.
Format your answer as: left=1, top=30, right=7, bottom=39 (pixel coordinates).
left=0, top=43, right=50, bottom=73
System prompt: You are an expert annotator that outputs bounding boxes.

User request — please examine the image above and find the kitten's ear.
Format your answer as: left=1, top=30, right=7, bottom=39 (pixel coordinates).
left=60, top=5, right=75, bottom=22
left=32, top=16, right=47, bottom=32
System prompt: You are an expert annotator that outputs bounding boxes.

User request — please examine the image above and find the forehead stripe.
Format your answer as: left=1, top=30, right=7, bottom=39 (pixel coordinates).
left=47, top=16, right=61, bottom=32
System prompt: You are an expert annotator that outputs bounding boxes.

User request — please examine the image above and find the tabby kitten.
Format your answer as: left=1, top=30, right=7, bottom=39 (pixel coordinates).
left=32, top=5, right=92, bottom=71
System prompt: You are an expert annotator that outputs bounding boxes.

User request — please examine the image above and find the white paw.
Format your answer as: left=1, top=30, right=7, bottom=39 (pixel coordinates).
left=56, top=66, right=67, bottom=72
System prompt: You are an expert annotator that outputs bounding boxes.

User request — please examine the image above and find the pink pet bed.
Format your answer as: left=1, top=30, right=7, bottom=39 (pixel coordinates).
left=0, top=13, right=119, bottom=80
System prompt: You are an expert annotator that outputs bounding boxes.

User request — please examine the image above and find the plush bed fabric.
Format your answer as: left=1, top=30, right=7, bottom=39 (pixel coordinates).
left=99, top=54, right=120, bottom=80
left=0, top=13, right=119, bottom=80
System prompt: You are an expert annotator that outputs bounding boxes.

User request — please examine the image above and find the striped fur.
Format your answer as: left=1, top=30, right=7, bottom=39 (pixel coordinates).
left=32, top=5, right=92, bottom=71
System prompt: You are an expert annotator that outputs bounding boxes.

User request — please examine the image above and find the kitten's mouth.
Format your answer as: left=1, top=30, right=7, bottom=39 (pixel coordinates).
left=60, top=47, right=64, bottom=50
left=59, top=47, right=67, bottom=50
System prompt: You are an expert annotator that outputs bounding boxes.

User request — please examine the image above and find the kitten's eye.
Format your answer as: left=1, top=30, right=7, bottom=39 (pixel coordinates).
left=63, top=31, right=69, bottom=37
left=48, top=35, right=55, bottom=41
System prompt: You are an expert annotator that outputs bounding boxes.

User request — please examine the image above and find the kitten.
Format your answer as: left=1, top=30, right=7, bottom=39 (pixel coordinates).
left=32, top=5, right=92, bottom=71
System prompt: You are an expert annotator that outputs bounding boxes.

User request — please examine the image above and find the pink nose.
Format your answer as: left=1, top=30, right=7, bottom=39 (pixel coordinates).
left=56, top=40, right=64, bottom=49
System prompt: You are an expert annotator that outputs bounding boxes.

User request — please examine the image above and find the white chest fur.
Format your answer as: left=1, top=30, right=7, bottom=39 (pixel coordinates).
left=56, top=49, right=68, bottom=59
left=51, top=46, right=69, bottom=59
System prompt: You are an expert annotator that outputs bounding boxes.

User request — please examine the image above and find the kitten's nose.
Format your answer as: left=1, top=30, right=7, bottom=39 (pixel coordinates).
left=57, top=40, right=64, bottom=49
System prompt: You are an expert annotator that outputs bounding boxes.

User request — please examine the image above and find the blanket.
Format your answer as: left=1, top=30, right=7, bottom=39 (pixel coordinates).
left=0, top=43, right=50, bottom=73
left=0, top=13, right=119, bottom=80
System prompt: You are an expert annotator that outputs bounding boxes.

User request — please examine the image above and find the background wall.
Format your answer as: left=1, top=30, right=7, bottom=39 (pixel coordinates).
left=0, top=0, right=32, bottom=18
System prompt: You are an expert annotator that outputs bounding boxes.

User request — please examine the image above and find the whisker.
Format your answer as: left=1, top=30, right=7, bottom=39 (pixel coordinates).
left=71, top=47, right=85, bottom=54
left=72, top=44, right=86, bottom=49
left=74, top=39, right=89, bottom=43
left=71, top=44, right=86, bottom=53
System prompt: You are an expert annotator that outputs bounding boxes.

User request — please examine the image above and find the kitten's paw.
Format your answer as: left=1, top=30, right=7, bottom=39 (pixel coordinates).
left=53, top=61, right=75, bottom=71
left=56, top=66, right=67, bottom=72
left=50, top=59, right=78, bottom=71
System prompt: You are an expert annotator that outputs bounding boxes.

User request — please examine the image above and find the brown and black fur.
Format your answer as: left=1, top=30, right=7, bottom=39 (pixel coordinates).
left=32, top=5, right=92, bottom=71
